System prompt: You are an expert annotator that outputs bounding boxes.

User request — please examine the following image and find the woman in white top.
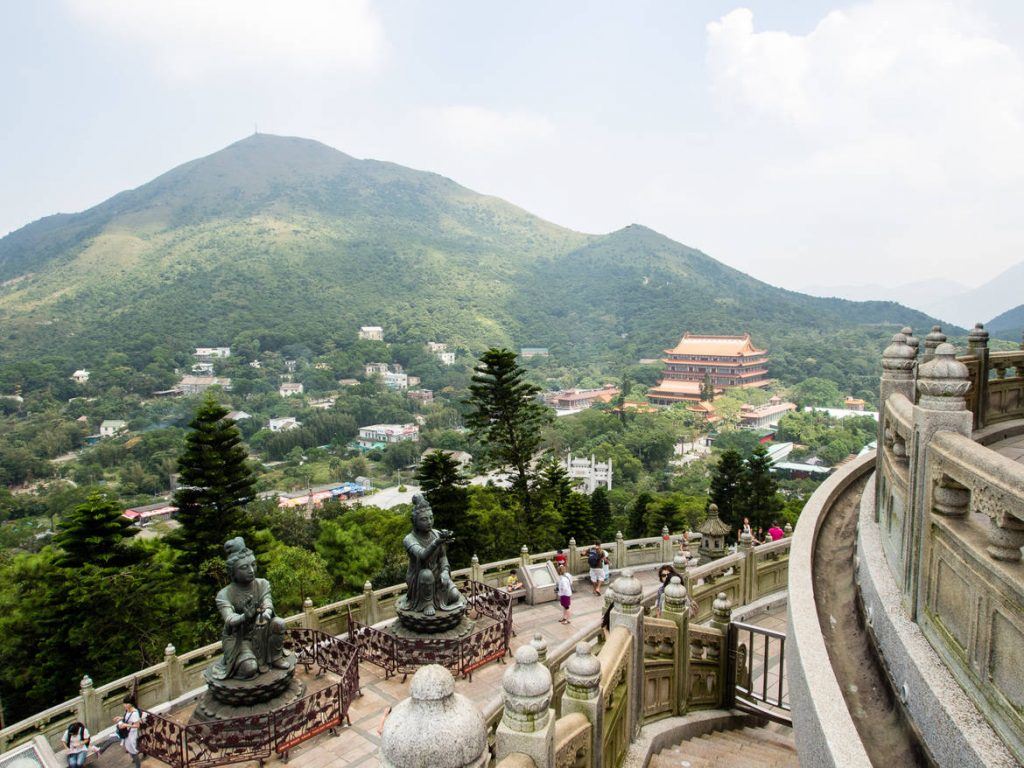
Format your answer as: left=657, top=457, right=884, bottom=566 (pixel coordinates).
left=556, top=566, right=573, bottom=624
left=62, top=722, right=90, bottom=768
left=114, top=699, right=141, bottom=768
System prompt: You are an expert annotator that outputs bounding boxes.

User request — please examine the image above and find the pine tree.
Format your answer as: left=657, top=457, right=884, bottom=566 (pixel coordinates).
left=708, top=449, right=745, bottom=531
left=54, top=492, right=135, bottom=568
left=628, top=492, right=653, bottom=538
left=537, top=455, right=573, bottom=509
left=465, top=349, right=551, bottom=545
left=416, top=450, right=473, bottom=566
left=559, top=492, right=594, bottom=544
left=171, top=395, right=256, bottom=603
left=590, top=486, right=612, bottom=541
left=738, top=445, right=783, bottom=530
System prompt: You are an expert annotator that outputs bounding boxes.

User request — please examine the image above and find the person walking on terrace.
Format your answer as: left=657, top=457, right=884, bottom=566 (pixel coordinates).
left=556, top=565, right=573, bottom=624
left=587, top=542, right=605, bottom=595
left=113, top=698, right=142, bottom=768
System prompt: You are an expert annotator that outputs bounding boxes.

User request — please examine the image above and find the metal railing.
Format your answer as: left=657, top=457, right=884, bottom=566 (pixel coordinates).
left=727, top=621, right=791, bottom=726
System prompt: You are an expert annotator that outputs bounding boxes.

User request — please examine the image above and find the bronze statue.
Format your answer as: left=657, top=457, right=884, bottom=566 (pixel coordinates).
left=395, top=495, right=467, bottom=631
left=209, top=537, right=292, bottom=680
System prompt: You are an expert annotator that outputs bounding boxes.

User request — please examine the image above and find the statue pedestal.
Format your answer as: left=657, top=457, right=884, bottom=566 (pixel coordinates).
left=394, top=602, right=468, bottom=633
left=193, top=658, right=306, bottom=721
left=386, top=615, right=477, bottom=641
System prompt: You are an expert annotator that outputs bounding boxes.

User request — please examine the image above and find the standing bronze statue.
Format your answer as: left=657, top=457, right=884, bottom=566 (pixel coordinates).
left=395, top=495, right=468, bottom=632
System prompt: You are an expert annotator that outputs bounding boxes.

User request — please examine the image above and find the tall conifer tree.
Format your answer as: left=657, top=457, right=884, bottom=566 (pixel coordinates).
left=590, top=486, right=612, bottom=541
left=54, top=491, right=135, bottom=568
left=708, top=449, right=745, bottom=531
left=416, top=449, right=472, bottom=566
left=738, top=445, right=783, bottom=529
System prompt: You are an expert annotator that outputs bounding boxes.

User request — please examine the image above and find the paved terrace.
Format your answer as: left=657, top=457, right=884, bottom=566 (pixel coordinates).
left=98, top=570, right=665, bottom=768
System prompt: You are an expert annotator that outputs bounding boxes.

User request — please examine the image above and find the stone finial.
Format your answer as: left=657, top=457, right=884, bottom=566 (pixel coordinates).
left=882, top=330, right=917, bottom=378
left=530, top=633, right=548, bottom=664
left=616, top=530, right=624, bottom=541
left=568, top=537, right=576, bottom=547
left=663, top=576, right=689, bottom=615
left=711, top=592, right=732, bottom=630
left=164, top=644, right=176, bottom=657
left=739, top=529, right=753, bottom=549
left=784, top=522, right=793, bottom=537
left=564, top=642, right=601, bottom=700
left=471, top=554, right=479, bottom=565
left=902, top=327, right=919, bottom=357
left=363, top=580, right=373, bottom=593
left=672, top=549, right=689, bottom=571
left=80, top=675, right=93, bottom=690
left=501, top=645, right=552, bottom=733
left=521, top=545, right=529, bottom=555
left=917, top=343, right=971, bottom=411
left=923, top=325, right=947, bottom=362
left=381, top=665, right=488, bottom=768
left=967, top=323, right=989, bottom=351
left=611, top=569, right=642, bottom=614
left=661, top=526, right=670, bottom=538
left=303, top=597, right=314, bottom=608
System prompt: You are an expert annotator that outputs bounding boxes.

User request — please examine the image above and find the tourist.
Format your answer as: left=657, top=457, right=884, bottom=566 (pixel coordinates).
left=655, top=566, right=682, bottom=617
left=768, top=521, right=785, bottom=542
left=587, top=542, right=605, bottom=595
left=742, top=517, right=753, bottom=539
left=756, top=527, right=766, bottom=544
left=556, top=565, right=573, bottom=624
left=553, top=549, right=567, bottom=569
left=62, top=722, right=90, bottom=768
left=113, top=698, right=141, bottom=768
left=602, top=549, right=611, bottom=583
left=505, top=568, right=523, bottom=591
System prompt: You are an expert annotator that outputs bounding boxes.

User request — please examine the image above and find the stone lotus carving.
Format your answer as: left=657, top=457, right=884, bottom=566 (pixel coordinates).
left=917, top=343, right=971, bottom=411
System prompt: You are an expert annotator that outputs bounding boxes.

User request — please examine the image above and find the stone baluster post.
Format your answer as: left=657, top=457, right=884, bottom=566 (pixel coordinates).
left=923, top=325, right=947, bottom=363
left=363, top=581, right=378, bottom=625
left=470, top=554, right=483, bottom=583
left=908, top=343, right=973, bottom=618
left=78, top=675, right=103, bottom=734
left=903, top=326, right=920, bottom=360
left=661, top=526, right=673, bottom=564
left=520, top=545, right=530, bottom=570
left=560, top=643, right=604, bottom=768
left=784, top=522, right=793, bottom=537
left=614, top=531, right=625, bottom=570
left=710, top=593, right=733, bottom=708
left=967, top=323, right=990, bottom=428
left=609, top=569, right=644, bottom=740
left=739, top=529, right=754, bottom=605
left=495, top=645, right=555, bottom=767
left=661, top=577, right=690, bottom=715
left=302, top=597, right=320, bottom=630
left=530, top=633, right=548, bottom=665
left=568, top=537, right=578, bottom=575
left=877, top=329, right=918, bottom=521
left=162, top=644, right=184, bottom=702
left=381, top=665, right=489, bottom=768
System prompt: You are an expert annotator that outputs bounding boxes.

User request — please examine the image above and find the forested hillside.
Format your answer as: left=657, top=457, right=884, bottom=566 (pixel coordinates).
left=0, top=133, right=943, bottom=398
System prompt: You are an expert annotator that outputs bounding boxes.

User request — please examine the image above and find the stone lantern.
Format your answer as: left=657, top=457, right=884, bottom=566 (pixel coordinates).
left=698, top=504, right=730, bottom=560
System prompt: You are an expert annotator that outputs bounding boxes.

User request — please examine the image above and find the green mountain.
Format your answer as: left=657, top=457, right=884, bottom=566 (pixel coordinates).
left=988, top=305, right=1024, bottom=341
left=0, top=134, right=941, bottom=397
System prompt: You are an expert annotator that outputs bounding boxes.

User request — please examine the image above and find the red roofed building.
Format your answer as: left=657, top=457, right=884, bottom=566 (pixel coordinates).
left=648, top=333, right=769, bottom=405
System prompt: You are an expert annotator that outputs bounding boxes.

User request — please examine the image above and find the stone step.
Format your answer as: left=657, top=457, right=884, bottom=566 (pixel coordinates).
left=651, top=723, right=799, bottom=768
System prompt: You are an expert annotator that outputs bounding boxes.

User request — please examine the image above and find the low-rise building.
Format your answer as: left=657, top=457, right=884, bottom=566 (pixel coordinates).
left=359, top=326, right=384, bottom=341
left=739, top=396, right=797, bottom=430
left=191, top=362, right=215, bottom=375
left=365, top=362, right=390, bottom=378
left=437, top=351, right=455, bottom=366
left=178, top=374, right=232, bottom=395
left=408, top=389, right=434, bottom=404
left=122, top=502, right=177, bottom=526
left=226, top=410, right=251, bottom=422
left=357, top=423, right=419, bottom=450
left=100, top=420, right=128, bottom=438
left=843, top=396, right=866, bottom=411
left=338, top=378, right=360, bottom=387
left=521, top=347, right=549, bottom=358
left=194, top=346, right=231, bottom=361
left=564, top=453, right=613, bottom=494
left=268, top=417, right=300, bottom=432
left=71, top=369, right=90, bottom=384
left=279, top=382, right=304, bottom=397
left=548, top=384, right=620, bottom=411
left=426, top=341, right=447, bottom=353
left=309, top=396, right=336, bottom=410
left=383, top=371, right=409, bottom=390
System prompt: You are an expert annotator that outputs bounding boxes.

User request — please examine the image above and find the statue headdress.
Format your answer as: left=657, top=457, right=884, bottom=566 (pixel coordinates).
left=224, top=536, right=254, bottom=573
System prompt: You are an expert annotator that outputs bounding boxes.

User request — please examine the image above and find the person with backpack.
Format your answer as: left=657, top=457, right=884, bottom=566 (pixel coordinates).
left=61, top=722, right=90, bottom=768
left=587, top=543, right=605, bottom=595
left=113, top=698, right=141, bottom=768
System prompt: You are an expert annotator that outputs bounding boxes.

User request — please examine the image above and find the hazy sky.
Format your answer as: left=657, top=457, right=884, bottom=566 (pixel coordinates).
left=3, top=0, right=1024, bottom=289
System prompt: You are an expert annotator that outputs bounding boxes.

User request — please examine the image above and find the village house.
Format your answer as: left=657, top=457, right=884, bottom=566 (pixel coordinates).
left=122, top=502, right=177, bottom=527
left=177, top=374, right=233, bottom=395
left=739, top=396, right=797, bottom=430
left=383, top=371, right=409, bottom=390
left=358, top=326, right=384, bottom=341
left=279, top=382, right=304, bottom=397
left=437, top=351, right=455, bottom=366
left=268, top=417, right=300, bottom=432
left=520, top=347, right=549, bottom=358
left=309, top=396, right=336, bottom=410
left=226, top=410, right=251, bottom=422
left=408, top=388, right=434, bottom=404
left=70, top=369, right=90, bottom=384
left=365, top=362, right=390, bottom=378
left=844, top=396, right=866, bottom=411
left=547, top=384, right=620, bottom=411
left=338, top=378, right=359, bottom=387
left=357, top=423, right=419, bottom=451
left=648, top=332, right=769, bottom=405
left=100, top=419, right=128, bottom=438
left=426, top=341, right=447, bottom=353
left=194, top=346, right=231, bottom=362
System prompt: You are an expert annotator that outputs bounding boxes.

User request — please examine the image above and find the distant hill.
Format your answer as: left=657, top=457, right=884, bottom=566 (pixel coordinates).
left=0, top=134, right=944, bottom=397
left=988, top=304, right=1024, bottom=341
left=927, top=261, right=1024, bottom=328
left=802, top=278, right=968, bottom=316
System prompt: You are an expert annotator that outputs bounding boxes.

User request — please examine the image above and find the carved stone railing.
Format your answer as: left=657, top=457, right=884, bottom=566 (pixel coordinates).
left=960, top=334, right=1024, bottom=429
left=685, top=538, right=791, bottom=623
left=553, top=712, right=592, bottom=768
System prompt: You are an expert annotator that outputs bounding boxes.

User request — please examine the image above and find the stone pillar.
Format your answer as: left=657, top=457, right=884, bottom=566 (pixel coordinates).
left=381, top=665, right=489, bottom=768
left=568, top=537, right=578, bottom=575
left=967, top=323, right=990, bottom=428
left=530, top=633, right=548, bottom=665
left=661, top=526, right=673, bottom=564
left=609, top=569, right=644, bottom=740
left=470, top=554, right=483, bottom=583
left=363, top=581, right=378, bottom=625
left=909, top=343, right=973, bottom=619
left=614, top=531, right=625, bottom=569
left=78, top=675, right=103, bottom=734
left=520, top=545, right=531, bottom=570
left=302, top=597, right=321, bottom=630
left=923, top=325, right=947, bottom=363
left=738, top=529, right=754, bottom=605
left=560, top=643, right=604, bottom=768
left=495, top=645, right=555, bottom=768
left=877, top=329, right=918, bottom=520
left=710, top=593, right=732, bottom=709
left=162, top=644, right=184, bottom=702
left=661, top=577, right=689, bottom=715
left=784, top=522, right=793, bottom=537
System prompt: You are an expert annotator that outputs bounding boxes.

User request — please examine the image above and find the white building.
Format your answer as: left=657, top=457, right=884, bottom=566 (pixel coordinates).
left=739, top=396, right=797, bottom=430
left=357, top=423, right=419, bottom=450
left=100, top=420, right=128, bottom=438
left=365, top=362, right=390, bottom=378
left=178, top=375, right=232, bottom=395
left=803, top=406, right=880, bottom=421
left=191, top=362, right=215, bottom=375
left=226, top=410, right=251, bottom=422
left=564, top=453, right=613, bottom=494
left=309, top=397, right=336, bottom=410
left=359, top=326, right=384, bottom=341
left=279, top=382, right=304, bottom=397
left=71, top=369, right=90, bottom=384
left=437, top=351, right=455, bottom=366
left=268, top=417, right=300, bottom=432
left=383, top=371, right=409, bottom=390
left=194, top=347, right=231, bottom=361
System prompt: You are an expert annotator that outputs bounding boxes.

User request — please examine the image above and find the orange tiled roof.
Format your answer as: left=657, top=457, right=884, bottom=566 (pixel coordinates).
left=648, top=380, right=704, bottom=395
left=664, top=333, right=766, bottom=357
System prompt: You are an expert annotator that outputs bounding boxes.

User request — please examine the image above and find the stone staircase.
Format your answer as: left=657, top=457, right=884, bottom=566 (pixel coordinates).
left=650, top=722, right=799, bottom=767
